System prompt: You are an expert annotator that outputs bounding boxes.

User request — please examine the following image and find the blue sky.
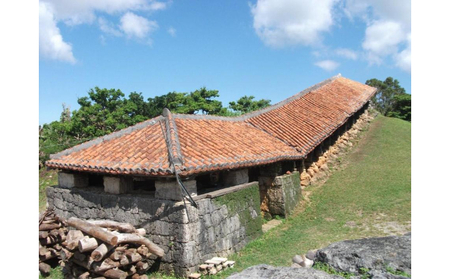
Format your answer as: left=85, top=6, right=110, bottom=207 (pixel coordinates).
left=39, top=0, right=411, bottom=125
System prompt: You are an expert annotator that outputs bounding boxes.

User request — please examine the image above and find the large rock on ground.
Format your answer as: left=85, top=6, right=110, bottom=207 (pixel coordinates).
left=315, top=233, right=411, bottom=276
left=227, top=264, right=343, bottom=279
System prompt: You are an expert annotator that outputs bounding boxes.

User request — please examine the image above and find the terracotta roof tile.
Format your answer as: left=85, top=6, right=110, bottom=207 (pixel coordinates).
left=46, top=75, right=376, bottom=177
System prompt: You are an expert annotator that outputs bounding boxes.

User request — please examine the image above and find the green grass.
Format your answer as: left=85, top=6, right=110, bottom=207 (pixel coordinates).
left=39, top=115, right=411, bottom=278
left=39, top=168, right=58, bottom=213
left=210, top=115, right=411, bottom=278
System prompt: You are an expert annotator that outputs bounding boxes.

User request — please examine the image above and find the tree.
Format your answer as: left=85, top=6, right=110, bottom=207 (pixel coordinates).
left=147, top=87, right=223, bottom=116
left=365, top=77, right=407, bottom=116
left=228, top=95, right=271, bottom=114
left=387, top=93, right=411, bottom=121
left=69, top=87, right=135, bottom=139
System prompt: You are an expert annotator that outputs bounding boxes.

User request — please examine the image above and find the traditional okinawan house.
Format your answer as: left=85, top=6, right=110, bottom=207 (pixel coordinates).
left=45, top=74, right=377, bottom=275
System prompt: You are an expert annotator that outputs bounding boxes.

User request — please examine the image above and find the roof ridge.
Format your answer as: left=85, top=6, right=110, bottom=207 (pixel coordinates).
left=171, top=74, right=341, bottom=122
left=162, top=108, right=184, bottom=168
left=49, top=116, right=164, bottom=160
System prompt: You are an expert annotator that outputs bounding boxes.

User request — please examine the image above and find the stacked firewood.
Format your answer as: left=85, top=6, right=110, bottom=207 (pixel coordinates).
left=39, top=209, right=68, bottom=276
left=60, top=217, right=165, bottom=279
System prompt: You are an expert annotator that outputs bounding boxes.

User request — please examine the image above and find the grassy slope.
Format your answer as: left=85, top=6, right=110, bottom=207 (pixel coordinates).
left=213, top=115, right=411, bottom=278
left=39, top=115, right=411, bottom=278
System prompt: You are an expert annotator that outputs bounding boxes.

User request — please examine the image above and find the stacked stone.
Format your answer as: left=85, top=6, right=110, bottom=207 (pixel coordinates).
left=300, top=109, right=376, bottom=187
left=189, top=257, right=235, bottom=277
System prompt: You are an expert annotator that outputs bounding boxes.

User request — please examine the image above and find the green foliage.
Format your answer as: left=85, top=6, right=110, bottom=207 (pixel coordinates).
left=386, top=266, right=411, bottom=277
left=313, top=262, right=355, bottom=278
left=387, top=93, right=411, bottom=121
left=366, top=77, right=411, bottom=121
left=229, top=95, right=271, bottom=114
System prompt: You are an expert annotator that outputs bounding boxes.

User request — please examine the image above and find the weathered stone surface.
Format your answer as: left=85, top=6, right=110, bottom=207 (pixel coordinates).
left=223, top=169, right=249, bottom=187
left=155, top=179, right=197, bottom=200
left=227, top=264, right=343, bottom=279
left=47, top=182, right=262, bottom=277
left=315, top=233, right=411, bottom=276
left=58, top=172, right=88, bottom=188
left=103, top=176, right=132, bottom=194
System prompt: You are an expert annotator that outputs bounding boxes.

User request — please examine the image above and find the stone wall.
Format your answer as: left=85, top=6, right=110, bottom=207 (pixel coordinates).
left=259, top=171, right=301, bottom=217
left=46, top=182, right=262, bottom=276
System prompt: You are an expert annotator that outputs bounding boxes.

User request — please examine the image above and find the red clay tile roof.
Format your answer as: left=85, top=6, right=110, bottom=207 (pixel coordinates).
left=245, top=76, right=377, bottom=156
left=46, top=75, right=376, bottom=177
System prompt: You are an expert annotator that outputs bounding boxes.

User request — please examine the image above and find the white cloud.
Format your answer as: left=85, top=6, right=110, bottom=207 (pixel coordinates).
left=120, top=12, right=158, bottom=39
left=98, top=17, right=123, bottom=37
left=43, top=0, right=167, bottom=25
left=39, top=2, right=76, bottom=63
left=362, top=21, right=405, bottom=58
left=344, top=0, right=411, bottom=72
left=250, top=0, right=337, bottom=48
left=394, top=34, right=411, bottom=73
left=335, top=48, right=358, bottom=60
left=315, top=60, right=339, bottom=71
left=168, top=27, right=176, bottom=37
left=39, top=0, right=168, bottom=63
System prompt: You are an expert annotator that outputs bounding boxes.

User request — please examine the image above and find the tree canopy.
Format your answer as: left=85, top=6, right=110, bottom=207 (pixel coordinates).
left=366, top=77, right=410, bottom=121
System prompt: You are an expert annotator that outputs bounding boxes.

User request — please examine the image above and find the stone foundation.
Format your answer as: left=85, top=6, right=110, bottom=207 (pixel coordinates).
left=46, top=182, right=262, bottom=277
left=259, top=171, right=301, bottom=217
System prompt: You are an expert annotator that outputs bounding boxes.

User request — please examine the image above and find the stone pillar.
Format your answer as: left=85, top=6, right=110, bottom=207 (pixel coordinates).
left=223, top=169, right=249, bottom=187
left=58, top=172, right=88, bottom=188
left=103, top=176, right=133, bottom=194
left=155, top=179, right=197, bottom=201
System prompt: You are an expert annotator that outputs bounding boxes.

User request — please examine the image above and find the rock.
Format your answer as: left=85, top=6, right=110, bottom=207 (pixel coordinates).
left=292, top=255, right=303, bottom=265
left=300, top=256, right=314, bottom=268
left=227, top=264, right=343, bottom=279
left=314, top=233, right=411, bottom=276
left=320, top=164, right=329, bottom=172
left=291, top=263, right=302, bottom=268
left=306, top=249, right=317, bottom=260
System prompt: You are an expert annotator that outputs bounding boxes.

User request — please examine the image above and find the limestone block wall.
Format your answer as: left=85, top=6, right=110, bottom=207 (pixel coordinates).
left=46, top=181, right=262, bottom=276
left=259, top=171, right=301, bottom=217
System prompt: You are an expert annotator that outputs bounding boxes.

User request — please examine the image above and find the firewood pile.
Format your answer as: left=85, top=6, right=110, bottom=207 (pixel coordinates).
left=39, top=210, right=165, bottom=279
left=39, top=209, right=68, bottom=276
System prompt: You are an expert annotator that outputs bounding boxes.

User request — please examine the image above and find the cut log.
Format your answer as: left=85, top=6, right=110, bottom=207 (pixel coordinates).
left=39, top=262, right=51, bottom=276
left=109, top=249, right=126, bottom=261
left=135, top=261, right=149, bottom=273
left=60, top=248, right=74, bottom=261
left=39, top=246, right=48, bottom=256
left=86, top=220, right=136, bottom=233
left=124, top=250, right=142, bottom=263
left=91, top=258, right=120, bottom=272
left=39, top=231, right=49, bottom=239
left=65, top=230, right=85, bottom=250
left=67, top=217, right=118, bottom=246
left=102, top=268, right=128, bottom=279
left=135, top=228, right=146, bottom=236
left=39, top=248, right=59, bottom=261
left=136, top=245, right=150, bottom=257
left=116, top=234, right=164, bottom=257
left=77, top=271, right=90, bottom=279
left=39, top=223, right=61, bottom=231
left=91, top=243, right=115, bottom=262
left=78, top=237, right=99, bottom=253
left=131, top=274, right=148, bottom=279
